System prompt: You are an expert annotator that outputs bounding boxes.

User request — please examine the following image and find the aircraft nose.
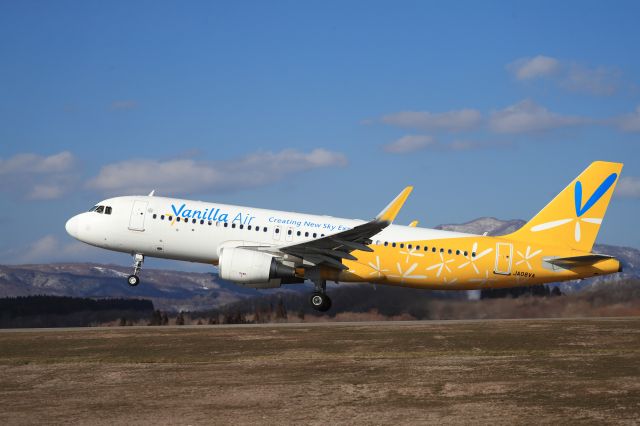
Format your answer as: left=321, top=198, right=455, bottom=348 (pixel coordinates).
left=65, top=215, right=80, bottom=239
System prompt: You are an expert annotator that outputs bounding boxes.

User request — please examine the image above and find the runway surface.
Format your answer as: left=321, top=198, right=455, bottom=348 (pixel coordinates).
left=1, top=318, right=639, bottom=425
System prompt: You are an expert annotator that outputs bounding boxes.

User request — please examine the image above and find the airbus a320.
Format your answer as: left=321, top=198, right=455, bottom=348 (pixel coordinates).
left=65, top=161, right=624, bottom=312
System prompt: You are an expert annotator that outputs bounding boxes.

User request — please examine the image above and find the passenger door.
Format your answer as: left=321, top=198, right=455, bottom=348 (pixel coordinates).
left=494, top=242, right=513, bottom=275
left=128, top=200, right=148, bottom=231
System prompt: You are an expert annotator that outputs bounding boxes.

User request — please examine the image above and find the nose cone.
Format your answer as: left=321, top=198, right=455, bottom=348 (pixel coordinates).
left=65, top=215, right=80, bottom=239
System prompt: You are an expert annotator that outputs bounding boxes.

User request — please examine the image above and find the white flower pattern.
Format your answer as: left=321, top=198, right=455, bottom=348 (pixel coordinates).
left=388, top=262, right=426, bottom=282
left=367, top=256, right=389, bottom=278
left=515, top=246, right=542, bottom=270
left=457, top=242, right=493, bottom=274
left=426, top=252, right=455, bottom=278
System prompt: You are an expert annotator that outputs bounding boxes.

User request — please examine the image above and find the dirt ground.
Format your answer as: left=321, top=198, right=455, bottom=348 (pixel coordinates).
left=0, top=318, right=639, bottom=425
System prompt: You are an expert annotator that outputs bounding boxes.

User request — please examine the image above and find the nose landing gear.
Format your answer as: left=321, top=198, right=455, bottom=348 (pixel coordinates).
left=127, top=253, right=144, bottom=287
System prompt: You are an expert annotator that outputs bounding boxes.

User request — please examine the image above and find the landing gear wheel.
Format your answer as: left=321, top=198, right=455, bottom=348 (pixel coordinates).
left=310, top=292, right=331, bottom=312
left=127, top=274, right=140, bottom=287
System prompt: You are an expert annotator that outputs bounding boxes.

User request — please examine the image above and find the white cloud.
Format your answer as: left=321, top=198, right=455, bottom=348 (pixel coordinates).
left=11, top=235, right=88, bottom=263
left=0, top=151, right=74, bottom=175
left=384, top=135, right=435, bottom=154
left=508, top=55, right=560, bottom=80
left=383, top=136, right=509, bottom=154
left=86, top=148, right=347, bottom=195
left=508, top=55, right=622, bottom=96
left=381, top=108, right=482, bottom=131
left=489, top=100, right=586, bottom=134
left=110, top=100, right=138, bottom=110
left=28, top=184, right=67, bottom=200
left=0, top=151, right=77, bottom=200
left=615, top=106, right=640, bottom=132
left=617, top=177, right=640, bottom=198
left=562, top=64, right=620, bottom=96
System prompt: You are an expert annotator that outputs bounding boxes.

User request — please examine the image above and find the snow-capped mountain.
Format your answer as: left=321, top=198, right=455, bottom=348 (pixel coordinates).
left=1, top=218, right=636, bottom=309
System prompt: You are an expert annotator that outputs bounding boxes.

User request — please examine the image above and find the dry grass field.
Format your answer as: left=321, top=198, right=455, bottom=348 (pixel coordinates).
left=1, top=318, right=639, bottom=425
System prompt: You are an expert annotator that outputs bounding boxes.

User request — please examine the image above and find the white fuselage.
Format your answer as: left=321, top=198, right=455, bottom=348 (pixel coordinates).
left=65, top=195, right=471, bottom=266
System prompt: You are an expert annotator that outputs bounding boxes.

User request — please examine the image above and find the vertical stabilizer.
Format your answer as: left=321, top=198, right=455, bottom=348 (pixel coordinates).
left=505, top=161, right=623, bottom=252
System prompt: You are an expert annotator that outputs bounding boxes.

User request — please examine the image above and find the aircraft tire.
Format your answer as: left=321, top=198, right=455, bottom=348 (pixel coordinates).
left=127, top=274, right=140, bottom=287
left=310, top=292, right=331, bottom=312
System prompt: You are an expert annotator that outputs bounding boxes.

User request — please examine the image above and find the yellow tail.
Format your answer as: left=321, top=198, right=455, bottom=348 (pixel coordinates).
left=506, top=161, right=623, bottom=252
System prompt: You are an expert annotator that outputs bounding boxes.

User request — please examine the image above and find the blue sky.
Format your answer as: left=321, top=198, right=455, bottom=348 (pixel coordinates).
left=1, top=1, right=639, bottom=270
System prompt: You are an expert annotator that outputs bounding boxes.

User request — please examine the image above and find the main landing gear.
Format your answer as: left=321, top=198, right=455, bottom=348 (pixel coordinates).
left=127, top=253, right=144, bottom=287
left=310, top=279, right=332, bottom=312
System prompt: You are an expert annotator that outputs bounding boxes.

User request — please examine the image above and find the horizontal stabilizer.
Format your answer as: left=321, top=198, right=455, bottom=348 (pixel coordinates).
left=547, top=254, right=614, bottom=267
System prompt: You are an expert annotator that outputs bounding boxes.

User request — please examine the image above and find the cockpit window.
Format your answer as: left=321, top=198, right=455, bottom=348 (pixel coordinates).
left=89, top=205, right=112, bottom=214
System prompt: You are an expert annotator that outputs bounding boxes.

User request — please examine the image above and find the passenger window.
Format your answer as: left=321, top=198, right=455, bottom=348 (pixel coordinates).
left=208, top=221, right=212, bottom=226
left=232, top=223, right=236, bottom=228
left=275, top=228, right=280, bottom=233
left=456, top=250, right=460, bottom=255
left=448, top=249, right=452, bottom=254
left=248, top=225, right=252, bottom=230
left=297, top=231, right=301, bottom=236
left=408, top=244, right=412, bottom=249
left=160, top=215, right=165, bottom=220
left=424, top=246, right=428, bottom=251
left=313, top=233, right=317, bottom=238
left=168, top=216, right=172, bottom=221
left=288, top=229, right=292, bottom=235
left=392, top=242, right=396, bottom=248
left=105, top=206, right=112, bottom=215
left=400, top=243, right=404, bottom=248
left=432, top=247, right=436, bottom=252
left=416, top=245, right=420, bottom=250
left=305, top=232, right=309, bottom=237
left=464, top=251, right=468, bottom=256
left=264, top=227, right=268, bottom=232
left=153, top=214, right=157, bottom=219
left=239, top=224, right=244, bottom=229
left=440, top=248, right=444, bottom=253
left=384, top=241, right=388, bottom=246
left=177, top=217, right=181, bottom=222
left=224, top=222, right=228, bottom=227
left=200, top=220, right=204, bottom=225
left=192, top=219, right=196, bottom=224
left=256, top=226, right=260, bottom=232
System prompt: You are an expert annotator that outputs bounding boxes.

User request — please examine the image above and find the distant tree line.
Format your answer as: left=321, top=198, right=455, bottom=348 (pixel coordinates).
left=0, top=295, right=154, bottom=328
left=480, top=285, right=562, bottom=299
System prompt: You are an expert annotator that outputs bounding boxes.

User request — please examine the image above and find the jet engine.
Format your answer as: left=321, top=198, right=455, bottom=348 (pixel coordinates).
left=218, top=247, right=302, bottom=288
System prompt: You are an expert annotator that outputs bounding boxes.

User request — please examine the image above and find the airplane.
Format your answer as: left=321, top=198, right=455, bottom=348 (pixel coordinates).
left=65, top=161, right=623, bottom=312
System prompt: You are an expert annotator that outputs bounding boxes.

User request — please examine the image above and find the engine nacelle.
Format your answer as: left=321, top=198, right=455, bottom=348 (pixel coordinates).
left=218, top=247, right=301, bottom=288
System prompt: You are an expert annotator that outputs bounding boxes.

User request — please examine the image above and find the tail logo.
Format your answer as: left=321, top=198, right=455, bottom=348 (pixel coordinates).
left=574, top=173, right=617, bottom=217
left=531, top=173, right=617, bottom=242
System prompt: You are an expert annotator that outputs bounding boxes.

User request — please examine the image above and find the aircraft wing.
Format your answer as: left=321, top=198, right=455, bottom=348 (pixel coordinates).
left=279, top=186, right=413, bottom=270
